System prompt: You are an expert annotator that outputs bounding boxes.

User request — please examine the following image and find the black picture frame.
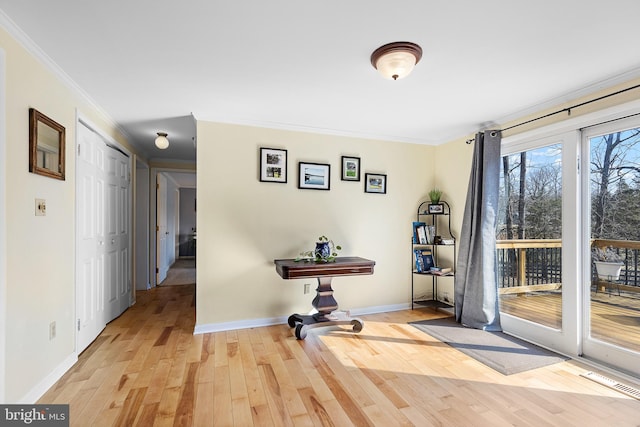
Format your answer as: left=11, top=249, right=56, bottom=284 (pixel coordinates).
left=364, top=173, right=387, bottom=194
left=298, top=162, right=330, bottom=190
left=259, top=147, right=287, bottom=183
left=428, top=203, right=444, bottom=214
left=341, top=156, right=361, bottom=181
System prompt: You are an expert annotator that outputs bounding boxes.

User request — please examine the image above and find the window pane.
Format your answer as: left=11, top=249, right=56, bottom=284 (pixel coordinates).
left=589, top=127, right=640, bottom=352
left=497, top=144, right=562, bottom=329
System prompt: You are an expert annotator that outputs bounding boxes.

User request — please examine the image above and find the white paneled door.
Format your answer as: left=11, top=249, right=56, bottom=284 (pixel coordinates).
left=104, top=143, right=131, bottom=321
left=156, top=173, right=169, bottom=284
left=76, top=122, right=130, bottom=353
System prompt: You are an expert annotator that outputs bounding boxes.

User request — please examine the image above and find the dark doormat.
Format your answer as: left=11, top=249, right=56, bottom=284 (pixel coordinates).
left=409, top=317, right=568, bottom=375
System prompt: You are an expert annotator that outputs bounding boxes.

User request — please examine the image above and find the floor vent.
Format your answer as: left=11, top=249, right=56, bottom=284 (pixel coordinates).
left=581, top=371, right=640, bottom=400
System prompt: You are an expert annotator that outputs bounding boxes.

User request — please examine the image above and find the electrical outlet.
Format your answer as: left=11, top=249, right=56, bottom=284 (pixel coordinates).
left=49, top=321, right=56, bottom=340
left=35, top=199, right=46, bottom=216
left=304, top=283, right=311, bottom=294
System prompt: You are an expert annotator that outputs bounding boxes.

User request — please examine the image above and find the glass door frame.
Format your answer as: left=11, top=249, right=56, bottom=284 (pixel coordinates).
left=500, top=130, right=581, bottom=356
left=581, top=115, right=640, bottom=375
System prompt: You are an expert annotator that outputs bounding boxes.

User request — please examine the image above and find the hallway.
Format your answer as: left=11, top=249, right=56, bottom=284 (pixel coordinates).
left=159, top=259, right=196, bottom=287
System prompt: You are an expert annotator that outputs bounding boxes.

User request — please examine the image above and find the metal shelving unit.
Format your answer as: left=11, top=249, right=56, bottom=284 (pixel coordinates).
left=411, top=200, right=456, bottom=309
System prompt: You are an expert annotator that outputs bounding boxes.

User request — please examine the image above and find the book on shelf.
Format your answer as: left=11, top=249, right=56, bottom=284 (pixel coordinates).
left=412, top=221, right=426, bottom=244
left=429, top=266, right=452, bottom=276
left=414, top=249, right=434, bottom=273
left=425, top=225, right=435, bottom=244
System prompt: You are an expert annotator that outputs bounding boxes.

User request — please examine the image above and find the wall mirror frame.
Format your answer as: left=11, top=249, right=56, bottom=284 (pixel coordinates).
left=29, top=108, right=66, bottom=180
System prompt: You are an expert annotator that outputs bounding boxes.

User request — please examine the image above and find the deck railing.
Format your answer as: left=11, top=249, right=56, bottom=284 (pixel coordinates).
left=496, top=239, right=562, bottom=294
left=496, top=238, right=640, bottom=294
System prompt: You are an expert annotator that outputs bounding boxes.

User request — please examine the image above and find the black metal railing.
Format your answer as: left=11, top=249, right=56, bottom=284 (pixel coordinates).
left=496, top=239, right=640, bottom=292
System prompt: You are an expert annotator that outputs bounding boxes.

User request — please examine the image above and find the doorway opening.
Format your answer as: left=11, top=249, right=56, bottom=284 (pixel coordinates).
left=152, top=170, right=196, bottom=288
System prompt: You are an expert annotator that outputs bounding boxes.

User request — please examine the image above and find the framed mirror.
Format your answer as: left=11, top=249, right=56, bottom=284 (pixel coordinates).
left=29, top=108, right=65, bottom=180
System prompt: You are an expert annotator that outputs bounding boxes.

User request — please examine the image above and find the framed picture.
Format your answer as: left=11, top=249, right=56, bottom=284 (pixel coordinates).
left=259, top=147, right=287, bottom=183
left=364, top=173, right=387, bottom=194
left=428, top=203, right=444, bottom=214
left=341, top=156, right=361, bottom=181
left=298, top=162, right=330, bottom=190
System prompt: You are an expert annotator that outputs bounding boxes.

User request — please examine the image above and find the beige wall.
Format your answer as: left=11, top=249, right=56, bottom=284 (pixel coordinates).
left=1, top=27, right=129, bottom=402
left=195, top=122, right=434, bottom=327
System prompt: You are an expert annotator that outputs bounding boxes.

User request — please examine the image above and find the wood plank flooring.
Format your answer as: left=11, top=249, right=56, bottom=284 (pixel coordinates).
left=39, top=284, right=640, bottom=426
left=500, top=291, right=640, bottom=352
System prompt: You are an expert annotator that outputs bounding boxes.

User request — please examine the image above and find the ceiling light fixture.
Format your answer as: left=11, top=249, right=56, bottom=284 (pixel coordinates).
left=371, top=41, right=422, bottom=81
left=155, top=132, right=169, bottom=149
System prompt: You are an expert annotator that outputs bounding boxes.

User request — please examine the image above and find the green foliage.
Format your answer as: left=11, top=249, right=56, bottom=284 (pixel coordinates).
left=428, top=188, right=442, bottom=203
left=295, top=236, right=342, bottom=263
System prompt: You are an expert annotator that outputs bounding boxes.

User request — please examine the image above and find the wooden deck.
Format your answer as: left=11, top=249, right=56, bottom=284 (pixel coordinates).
left=36, top=283, right=640, bottom=426
left=500, top=290, right=640, bottom=352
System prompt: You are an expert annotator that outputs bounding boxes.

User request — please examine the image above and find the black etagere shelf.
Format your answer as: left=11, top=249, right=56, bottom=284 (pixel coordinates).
left=411, top=200, right=456, bottom=309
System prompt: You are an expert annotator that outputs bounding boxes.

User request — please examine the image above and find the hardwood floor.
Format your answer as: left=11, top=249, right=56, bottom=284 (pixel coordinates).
left=500, top=291, right=640, bottom=352
left=39, top=284, right=640, bottom=426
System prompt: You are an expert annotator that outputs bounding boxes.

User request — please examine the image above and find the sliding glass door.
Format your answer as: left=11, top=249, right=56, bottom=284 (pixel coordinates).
left=582, top=117, right=640, bottom=372
left=498, top=131, right=580, bottom=355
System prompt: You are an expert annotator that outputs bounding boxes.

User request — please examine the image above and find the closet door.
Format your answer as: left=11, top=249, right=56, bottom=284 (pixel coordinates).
left=76, top=123, right=106, bottom=352
left=104, top=146, right=131, bottom=319
left=77, top=122, right=131, bottom=353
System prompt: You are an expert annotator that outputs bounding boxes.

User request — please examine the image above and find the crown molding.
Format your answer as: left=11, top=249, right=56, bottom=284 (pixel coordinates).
left=0, top=9, right=129, bottom=140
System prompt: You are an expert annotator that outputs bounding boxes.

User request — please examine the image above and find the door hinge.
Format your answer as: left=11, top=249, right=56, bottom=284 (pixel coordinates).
left=156, top=268, right=159, bottom=274
left=156, top=225, right=160, bottom=232
left=77, top=144, right=81, bottom=156
left=77, top=319, right=80, bottom=331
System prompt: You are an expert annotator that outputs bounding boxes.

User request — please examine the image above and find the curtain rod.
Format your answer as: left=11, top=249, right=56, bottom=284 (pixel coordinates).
left=465, top=83, right=640, bottom=144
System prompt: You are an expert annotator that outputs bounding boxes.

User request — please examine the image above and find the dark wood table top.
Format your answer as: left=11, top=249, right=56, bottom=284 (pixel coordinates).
left=274, top=256, right=375, bottom=280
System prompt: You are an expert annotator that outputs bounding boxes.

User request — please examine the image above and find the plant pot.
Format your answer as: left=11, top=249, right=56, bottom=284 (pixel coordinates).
left=315, top=241, right=331, bottom=261
left=594, top=261, right=623, bottom=280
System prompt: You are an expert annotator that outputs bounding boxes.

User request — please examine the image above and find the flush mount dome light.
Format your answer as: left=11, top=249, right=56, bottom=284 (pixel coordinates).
left=371, top=41, right=422, bottom=80
left=155, top=132, right=169, bottom=149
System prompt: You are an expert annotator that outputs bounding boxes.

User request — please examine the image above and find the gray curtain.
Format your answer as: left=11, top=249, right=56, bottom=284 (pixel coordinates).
left=454, top=130, right=502, bottom=331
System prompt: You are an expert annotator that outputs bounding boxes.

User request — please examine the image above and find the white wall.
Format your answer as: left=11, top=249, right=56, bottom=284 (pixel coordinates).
left=135, top=162, right=150, bottom=290
left=195, top=121, right=435, bottom=329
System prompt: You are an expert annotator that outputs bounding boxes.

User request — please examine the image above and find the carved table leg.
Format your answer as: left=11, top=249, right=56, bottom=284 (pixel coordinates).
left=288, top=276, right=364, bottom=340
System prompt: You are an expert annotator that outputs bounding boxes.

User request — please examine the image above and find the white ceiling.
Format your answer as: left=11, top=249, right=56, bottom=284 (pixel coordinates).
left=1, top=1, right=640, bottom=163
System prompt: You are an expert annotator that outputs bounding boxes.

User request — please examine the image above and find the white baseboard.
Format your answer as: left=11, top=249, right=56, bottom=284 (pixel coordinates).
left=19, top=352, right=77, bottom=404
left=193, top=302, right=410, bottom=335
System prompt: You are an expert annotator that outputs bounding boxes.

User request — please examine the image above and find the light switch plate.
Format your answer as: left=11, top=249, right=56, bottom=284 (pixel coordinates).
left=35, top=198, right=46, bottom=216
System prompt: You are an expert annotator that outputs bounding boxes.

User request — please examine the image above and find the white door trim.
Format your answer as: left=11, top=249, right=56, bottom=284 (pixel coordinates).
left=0, top=48, right=7, bottom=403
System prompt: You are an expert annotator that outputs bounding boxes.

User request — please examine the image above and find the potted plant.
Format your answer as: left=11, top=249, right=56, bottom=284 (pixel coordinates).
left=427, top=188, right=444, bottom=214
left=295, top=235, right=342, bottom=263
left=428, top=188, right=442, bottom=204
left=592, top=246, right=624, bottom=280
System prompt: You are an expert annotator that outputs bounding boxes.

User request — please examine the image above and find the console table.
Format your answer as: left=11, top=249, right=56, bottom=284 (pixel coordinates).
left=274, top=256, right=375, bottom=339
